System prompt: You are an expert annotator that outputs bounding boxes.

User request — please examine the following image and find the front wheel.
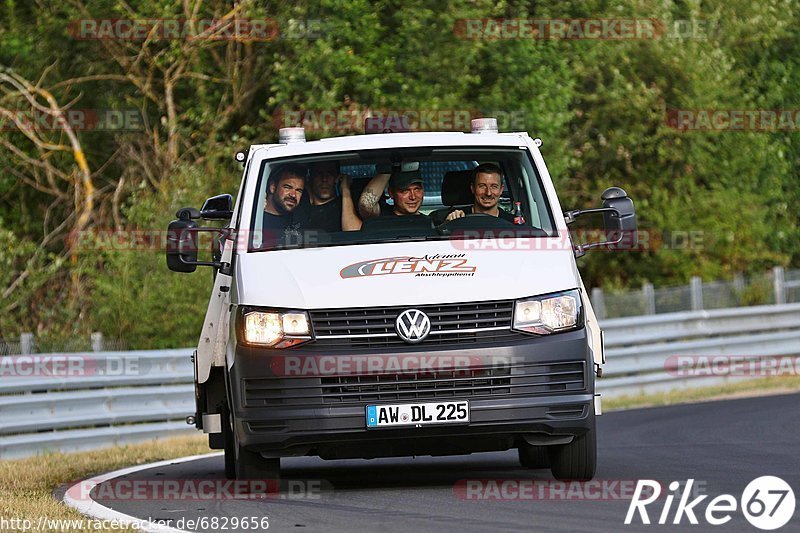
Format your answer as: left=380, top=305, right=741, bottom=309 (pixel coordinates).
left=222, top=407, right=235, bottom=480
left=232, top=421, right=280, bottom=484
left=518, top=444, right=549, bottom=469
left=548, top=416, right=597, bottom=481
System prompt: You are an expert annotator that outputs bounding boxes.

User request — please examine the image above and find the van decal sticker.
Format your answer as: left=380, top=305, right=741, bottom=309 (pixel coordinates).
left=340, top=254, right=476, bottom=279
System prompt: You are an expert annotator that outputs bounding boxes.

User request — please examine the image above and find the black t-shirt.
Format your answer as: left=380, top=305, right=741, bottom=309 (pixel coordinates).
left=463, top=205, right=516, bottom=223
left=261, top=210, right=304, bottom=247
left=305, top=197, right=343, bottom=233
left=379, top=202, right=395, bottom=216
left=262, top=211, right=293, bottom=231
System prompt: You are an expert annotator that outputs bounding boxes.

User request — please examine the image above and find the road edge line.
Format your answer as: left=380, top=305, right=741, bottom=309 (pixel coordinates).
left=62, top=451, right=223, bottom=532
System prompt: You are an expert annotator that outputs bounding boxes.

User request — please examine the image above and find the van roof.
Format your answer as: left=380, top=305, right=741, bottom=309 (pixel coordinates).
left=250, top=131, right=534, bottom=159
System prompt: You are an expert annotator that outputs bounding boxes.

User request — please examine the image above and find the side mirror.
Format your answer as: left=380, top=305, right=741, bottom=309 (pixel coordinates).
left=601, top=187, right=637, bottom=251
left=200, top=194, right=233, bottom=220
left=166, top=213, right=199, bottom=273
left=564, top=187, right=637, bottom=257
left=601, top=187, right=637, bottom=233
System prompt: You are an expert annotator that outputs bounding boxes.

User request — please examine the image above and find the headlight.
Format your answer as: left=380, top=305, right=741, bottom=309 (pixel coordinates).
left=513, top=290, right=581, bottom=335
left=242, top=310, right=311, bottom=348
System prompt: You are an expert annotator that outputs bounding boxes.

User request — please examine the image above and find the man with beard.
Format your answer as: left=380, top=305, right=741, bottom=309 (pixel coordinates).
left=262, top=164, right=307, bottom=246
left=304, top=161, right=362, bottom=232
left=444, top=163, right=515, bottom=223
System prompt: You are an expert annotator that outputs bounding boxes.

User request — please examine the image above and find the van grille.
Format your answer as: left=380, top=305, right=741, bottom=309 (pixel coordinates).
left=242, top=361, right=586, bottom=407
left=308, top=300, right=526, bottom=348
left=320, top=361, right=585, bottom=403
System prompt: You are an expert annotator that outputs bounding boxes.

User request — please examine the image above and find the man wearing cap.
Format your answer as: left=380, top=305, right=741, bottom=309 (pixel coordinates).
left=358, top=166, right=426, bottom=218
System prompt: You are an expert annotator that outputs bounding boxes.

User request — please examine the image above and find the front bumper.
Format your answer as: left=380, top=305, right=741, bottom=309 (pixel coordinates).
left=229, top=328, right=594, bottom=459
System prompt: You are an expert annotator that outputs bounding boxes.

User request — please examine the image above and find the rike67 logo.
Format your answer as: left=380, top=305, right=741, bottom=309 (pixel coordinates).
left=626, top=477, right=795, bottom=530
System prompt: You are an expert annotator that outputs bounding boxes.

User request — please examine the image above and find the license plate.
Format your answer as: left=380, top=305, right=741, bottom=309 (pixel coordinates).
left=366, top=401, right=469, bottom=428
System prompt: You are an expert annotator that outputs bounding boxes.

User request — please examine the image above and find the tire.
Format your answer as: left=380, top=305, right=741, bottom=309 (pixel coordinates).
left=222, top=407, right=235, bottom=480
left=234, top=444, right=280, bottom=484
left=518, top=443, right=550, bottom=469
left=233, top=422, right=280, bottom=485
left=548, top=417, right=597, bottom=481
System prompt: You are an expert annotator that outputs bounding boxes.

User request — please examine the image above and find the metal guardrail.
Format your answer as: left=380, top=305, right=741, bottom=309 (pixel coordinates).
left=0, top=350, right=196, bottom=459
left=599, top=303, right=800, bottom=398
left=2, top=304, right=799, bottom=459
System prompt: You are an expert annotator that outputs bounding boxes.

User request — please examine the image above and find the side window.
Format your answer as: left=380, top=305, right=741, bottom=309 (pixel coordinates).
left=251, top=161, right=271, bottom=249
left=519, top=165, right=542, bottom=228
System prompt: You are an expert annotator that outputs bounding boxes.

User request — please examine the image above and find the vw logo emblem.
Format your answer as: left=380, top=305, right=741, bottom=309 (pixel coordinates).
left=395, top=309, right=431, bottom=344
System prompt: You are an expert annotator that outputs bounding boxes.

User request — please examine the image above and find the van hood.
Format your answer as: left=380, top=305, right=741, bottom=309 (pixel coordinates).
left=234, top=239, right=579, bottom=309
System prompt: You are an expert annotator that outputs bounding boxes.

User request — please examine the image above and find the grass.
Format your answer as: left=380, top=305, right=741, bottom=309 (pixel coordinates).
left=603, top=374, right=800, bottom=411
left=1, top=377, right=799, bottom=532
left=0, top=435, right=208, bottom=532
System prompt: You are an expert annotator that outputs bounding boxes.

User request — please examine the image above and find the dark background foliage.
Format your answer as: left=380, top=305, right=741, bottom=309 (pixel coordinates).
left=1, top=0, right=797, bottom=347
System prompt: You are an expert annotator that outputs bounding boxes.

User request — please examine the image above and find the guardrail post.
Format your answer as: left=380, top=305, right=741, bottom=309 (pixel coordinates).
left=591, top=287, right=606, bottom=319
left=20, top=332, right=34, bottom=355
left=91, top=332, right=104, bottom=352
left=733, top=273, right=745, bottom=306
left=773, top=266, right=786, bottom=305
left=690, top=276, right=703, bottom=311
left=642, top=282, right=655, bottom=315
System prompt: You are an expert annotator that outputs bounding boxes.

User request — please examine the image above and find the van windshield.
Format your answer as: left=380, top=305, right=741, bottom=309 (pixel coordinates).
left=248, top=147, right=556, bottom=251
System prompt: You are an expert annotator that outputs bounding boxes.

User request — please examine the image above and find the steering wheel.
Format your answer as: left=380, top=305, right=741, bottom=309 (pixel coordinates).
left=439, top=211, right=510, bottom=229
left=440, top=212, right=493, bottom=224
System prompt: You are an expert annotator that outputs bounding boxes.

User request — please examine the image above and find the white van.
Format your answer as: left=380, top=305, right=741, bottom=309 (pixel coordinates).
left=167, top=118, right=636, bottom=482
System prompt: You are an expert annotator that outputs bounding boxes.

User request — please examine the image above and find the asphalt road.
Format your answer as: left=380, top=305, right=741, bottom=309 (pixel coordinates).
left=78, top=393, right=800, bottom=532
